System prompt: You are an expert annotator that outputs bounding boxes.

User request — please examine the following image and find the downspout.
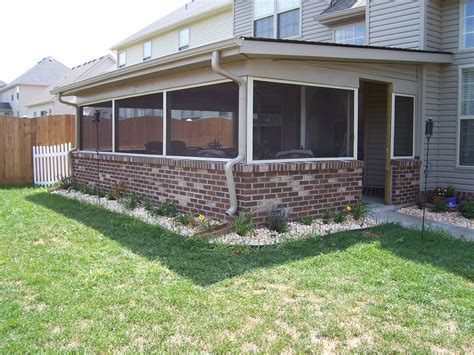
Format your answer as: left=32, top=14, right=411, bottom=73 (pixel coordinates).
left=211, top=50, right=247, bottom=216
left=58, top=93, right=79, bottom=174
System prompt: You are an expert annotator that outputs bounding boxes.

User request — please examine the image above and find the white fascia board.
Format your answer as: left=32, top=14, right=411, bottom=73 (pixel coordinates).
left=239, top=40, right=453, bottom=65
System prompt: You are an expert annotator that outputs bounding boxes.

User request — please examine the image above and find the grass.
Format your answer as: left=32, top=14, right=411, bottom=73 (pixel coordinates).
left=1, top=187, right=473, bottom=352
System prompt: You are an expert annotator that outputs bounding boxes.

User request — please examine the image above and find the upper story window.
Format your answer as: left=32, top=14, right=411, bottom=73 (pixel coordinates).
left=254, top=0, right=300, bottom=39
left=462, top=0, right=474, bottom=49
left=118, top=51, right=126, bottom=68
left=335, top=22, right=365, bottom=45
left=179, top=28, right=190, bottom=51
left=143, top=41, right=152, bottom=60
left=460, top=68, right=474, bottom=166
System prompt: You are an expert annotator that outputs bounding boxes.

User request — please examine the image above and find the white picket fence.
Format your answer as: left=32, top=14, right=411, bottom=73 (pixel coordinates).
left=33, top=143, right=72, bottom=186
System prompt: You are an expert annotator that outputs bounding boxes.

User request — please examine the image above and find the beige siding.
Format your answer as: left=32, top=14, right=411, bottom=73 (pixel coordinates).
left=122, top=9, right=233, bottom=67
left=426, top=0, right=442, bottom=51
left=430, top=0, right=474, bottom=193
left=301, top=0, right=333, bottom=42
left=234, top=0, right=253, bottom=36
left=368, top=0, right=422, bottom=49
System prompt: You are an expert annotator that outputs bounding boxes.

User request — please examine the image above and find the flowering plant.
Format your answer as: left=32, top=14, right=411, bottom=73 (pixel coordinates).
left=432, top=186, right=448, bottom=197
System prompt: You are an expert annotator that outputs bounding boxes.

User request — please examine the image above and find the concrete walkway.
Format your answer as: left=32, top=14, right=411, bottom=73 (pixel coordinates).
left=363, top=197, right=474, bottom=241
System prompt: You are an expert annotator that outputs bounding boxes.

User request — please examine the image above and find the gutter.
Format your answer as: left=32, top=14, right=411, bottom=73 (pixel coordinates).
left=58, top=93, right=79, bottom=170
left=211, top=50, right=247, bottom=216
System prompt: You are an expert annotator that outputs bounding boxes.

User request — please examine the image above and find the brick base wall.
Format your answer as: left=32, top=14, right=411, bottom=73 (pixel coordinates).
left=391, top=159, right=421, bottom=205
left=72, top=152, right=364, bottom=223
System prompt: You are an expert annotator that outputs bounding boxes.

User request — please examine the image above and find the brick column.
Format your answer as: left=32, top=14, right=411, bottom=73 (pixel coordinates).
left=391, top=159, right=421, bottom=205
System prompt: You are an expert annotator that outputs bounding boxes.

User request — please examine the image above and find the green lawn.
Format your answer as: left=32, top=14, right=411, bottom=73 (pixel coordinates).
left=1, top=187, right=473, bottom=352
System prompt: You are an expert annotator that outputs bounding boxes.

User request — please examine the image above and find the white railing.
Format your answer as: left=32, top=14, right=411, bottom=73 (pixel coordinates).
left=33, top=143, right=72, bottom=186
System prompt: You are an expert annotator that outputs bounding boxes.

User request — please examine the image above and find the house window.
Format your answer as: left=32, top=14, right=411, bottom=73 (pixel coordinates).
left=335, top=22, right=365, bottom=45
left=462, top=0, right=474, bottom=49
left=460, top=68, right=474, bottom=166
left=252, top=80, right=355, bottom=161
left=118, top=51, right=126, bottom=67
left=40, top=110, right=48, bottom=117
left=392, top=95, right=415, bottom=158
left=179, top=28, right=190, bottom=51
left=116, top=93, right=164, bottom=154
left=254, top=0, right=300, bottom=39
left=11, top=94, right=14, bottom=101
left=16, top=86, right=19, bottom=99
left=143, top=41, right=152, bottom=60
left=167, top=82, right=239, bottom=158
left=79, top=102, right=113, bottom=151
left=34, top=112, right=37, bottom=117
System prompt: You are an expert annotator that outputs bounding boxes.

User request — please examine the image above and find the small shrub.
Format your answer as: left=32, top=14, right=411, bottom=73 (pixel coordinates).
left=446, top=185, right=456, bottom=198
left=53, top=177, right=73, bottom=190
left=198, top=215, right=214, bottom=232
left=322, top=210, right=334, bottom=225
left=267, top=208, right=288, bottom=233
left=155, top=201, right=178, bottom=217
left=175, top=213, right=197, bottom=227
left=431, top=201, right=448, bottom=213
left=459, top=201, right=474, bottom=219
left=69, top=181, right=81, bottom=191
left=105, top=191, right=116, bottom=201
left=234, top=214, right=255, bottom=236
left=142, top=198, right=154, bottom=213
left=79, top=183, right=96, bottom=196
left=351, top=198, right=369, bottom=221
left=297, top=216, right=314, bottom=226
left=333, top=211, right=347, bottom=224
left=111, top=181, right=126, bottom=200
left=123, top=193, right=139, bottom=210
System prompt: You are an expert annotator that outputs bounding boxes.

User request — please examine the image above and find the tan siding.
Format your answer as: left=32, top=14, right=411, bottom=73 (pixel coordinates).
left=234, top=0, right=253, bottom=36
left=302, top=0, right=333, bottom=42
left=368, top=0, right=421, bottom=49
left=426, top=0, right=442, bottom=50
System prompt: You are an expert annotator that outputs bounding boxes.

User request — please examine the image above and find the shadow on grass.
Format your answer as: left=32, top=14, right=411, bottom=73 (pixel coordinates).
left=27, top=192, right=474, bottom=285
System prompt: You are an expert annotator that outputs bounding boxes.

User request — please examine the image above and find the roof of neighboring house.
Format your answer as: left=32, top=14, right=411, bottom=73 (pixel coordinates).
left=27, top=55, right=116, bottom=107
left=111, top=0, right=232, bottom=50
left=0, top=102, right=12, bottom=110
left=320, top=0, right=366, bottom=15
left=1, top=57, right=70, bottom=91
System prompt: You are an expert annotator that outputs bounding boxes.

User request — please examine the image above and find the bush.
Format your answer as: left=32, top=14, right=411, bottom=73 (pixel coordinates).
left=297, top=216, right=314, bottom=226
left=431, top=201, right=448, bottom=213
left=155, top=201, right=178, bottom=217
left=175, top=213, right=197, bottom=227
left=446, top=185, right=456, bottom=198
left=322, top=210, right=334, bottom=225
left=234, top=214, right=254, bottom=236
left=333, top=211, right=347, bottom=224
left=105, top=191, right=116, bottom=201
left=267, top=208, right=288, bottom=233
left=351, top=198, right=369, bottom=221
left=142, top=198, right=154, bottom=213
left=459, top=201, right=474, bottom=219
left=122, top=193, right=139, bottom=210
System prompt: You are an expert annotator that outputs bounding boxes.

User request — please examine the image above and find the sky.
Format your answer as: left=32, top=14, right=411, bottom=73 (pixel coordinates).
left=0, top=0, right=189, bottom=83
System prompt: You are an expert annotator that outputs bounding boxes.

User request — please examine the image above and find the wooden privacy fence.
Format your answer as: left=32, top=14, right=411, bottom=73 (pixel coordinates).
left=33, top=143, right=72, bottom=186
left=0, top=115, right=75, bottom=185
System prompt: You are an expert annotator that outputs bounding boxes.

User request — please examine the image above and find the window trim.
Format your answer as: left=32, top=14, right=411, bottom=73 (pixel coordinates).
left=333, top=21, right=366, bottom=45
left=78, top=79, right=235, bottom=162
left=457, top=65, right=474, bottom=168
left=178, top=28, right=190, bottom=51
left=390, top=93, right=416, bottom=160
left=143, top=40, right=152, bottom=61
left=252, top=0, right=302, bottom=40
left=246, top=76, right=359, bottom=164
left=460, top=0, right=474, bottom=52
left=118, top=50, right=126, bottom=68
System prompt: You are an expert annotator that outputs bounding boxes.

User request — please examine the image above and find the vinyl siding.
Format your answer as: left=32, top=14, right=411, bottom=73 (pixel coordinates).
left=432, top=0, right=474, bottom=193
left=368, top=0, right=421, bottom=49
left=426, top=0, right=442, bottom=51
left=234, top=0, right=253, bottom=36
left=122, top=9, right=233, bottom=67
left=233, top=0, right=333, bottom=42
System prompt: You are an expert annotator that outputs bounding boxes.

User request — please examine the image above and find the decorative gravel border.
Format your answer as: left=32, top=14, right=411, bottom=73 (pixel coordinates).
left=398, top=206, right=474, bottom=230
left=53, top=189, right=381, bottom=246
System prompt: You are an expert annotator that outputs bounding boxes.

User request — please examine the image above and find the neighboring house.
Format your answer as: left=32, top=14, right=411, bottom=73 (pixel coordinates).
left=26, top=55, right=116, bottom=117
left=0, top=102, right=12, bottom=116
left=111, top=0, right=233, bottom=67
left=52, top=0, right=474, bottom=223
left=0, top=57, right=70, bottom=117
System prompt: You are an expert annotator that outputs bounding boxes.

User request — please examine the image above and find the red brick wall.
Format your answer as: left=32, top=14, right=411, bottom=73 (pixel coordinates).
left=72, top=152, right=363, bottom=223
left=391, top=159, right=421, bottom=205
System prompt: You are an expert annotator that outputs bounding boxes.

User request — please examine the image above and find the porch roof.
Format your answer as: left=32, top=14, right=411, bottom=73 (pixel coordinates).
left=51, top=37, right=453, bottom=97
